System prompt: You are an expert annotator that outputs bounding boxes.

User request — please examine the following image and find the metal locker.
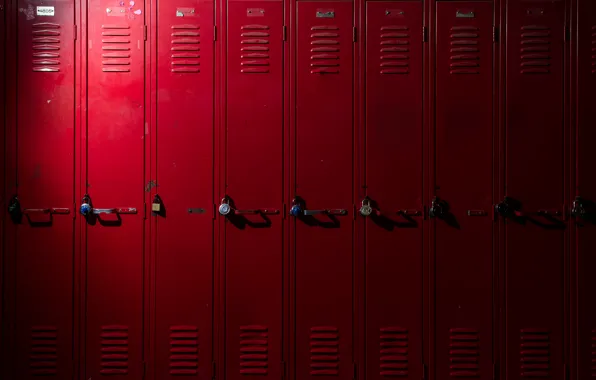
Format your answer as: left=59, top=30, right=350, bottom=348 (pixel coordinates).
left=502, top=1, right=566, bottom=379
left=363, top=2, right=423, bottom=380
left=574, top=1, right=596, bottom=379
left=222, top=1, right=284, bottom=379
left=154, top=1, right=215, bottom=379
left=84, top=0, right=146, bottom=378
left=292, top=2, right=354, bottom=379
left=5, top=1, right=76, bottom=378
left=434, top=2, right=494, bottom=379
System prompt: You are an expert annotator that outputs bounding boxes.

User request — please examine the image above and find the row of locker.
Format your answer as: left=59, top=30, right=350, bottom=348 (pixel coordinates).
left=1, top=0, right=596, bottom=379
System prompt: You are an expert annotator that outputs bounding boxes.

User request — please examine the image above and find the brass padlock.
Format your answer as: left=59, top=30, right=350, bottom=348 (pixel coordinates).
left=152, top=195, right=162, bottom=213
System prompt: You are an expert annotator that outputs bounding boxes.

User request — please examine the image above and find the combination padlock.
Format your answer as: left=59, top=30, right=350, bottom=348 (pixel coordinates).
left=360, top=198, right=373, bottom=217
left=80, top=195, right=92, bottom=216
left=219, top=197, right=232, bottom=216
left=290, top=199, right=303, bottom=217
left=8, top=195, right=21, bottom=220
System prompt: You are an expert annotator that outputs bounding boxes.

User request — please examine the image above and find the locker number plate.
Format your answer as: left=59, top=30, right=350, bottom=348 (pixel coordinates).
left=37, top=6, right=55, bottom=16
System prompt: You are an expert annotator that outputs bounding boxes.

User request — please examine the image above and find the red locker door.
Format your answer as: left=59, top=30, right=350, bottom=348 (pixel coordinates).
left=293, top=2, right=354, bottom=380
left=85, top=0, right=146, bottom=378
left=575, top=1, right=596, bottom=379
left=504, top=2, right=566, bottom=380
left=9, top=1, right=76, bottom=379
left=154, top=1, right=215, bottom=379
left=364, top=2, right=423, bottom=380
left=435, top=3, right=494, bottom=379
left=223, top=1, right=284, bottom=379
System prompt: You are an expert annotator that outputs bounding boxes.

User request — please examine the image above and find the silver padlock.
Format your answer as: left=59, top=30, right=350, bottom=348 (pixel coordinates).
left=219, top=197, right=232, bottom=216
left=360, top=198, right=373, bottom=217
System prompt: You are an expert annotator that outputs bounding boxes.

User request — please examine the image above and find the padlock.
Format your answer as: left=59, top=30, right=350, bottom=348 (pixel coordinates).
left=219, top=197, right=232, bottom=216
left=360, top=198, right=373, bottom=217
left=80, top=195, right=92, bottom=216
left=290, top=199, right=303, bottom=217
left=152, top=195, right=162, bottom=213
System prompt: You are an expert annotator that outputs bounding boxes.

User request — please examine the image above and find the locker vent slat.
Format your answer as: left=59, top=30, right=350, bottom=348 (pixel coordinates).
left=32, top=23, right=61, bottom=72
left=449, top=26, right=479, bottom=74
left=310, top=326, right=339, bottom=375
left=591, top=329, right=596, bottom=376
left=241, top=25, right=270, bottom=73
left=240, top=325, right=268, bottom=375
left=310, top=26, right=340, bottom=74
left=520, top=25, right=551, bottom=74
left=449, top=328, right=479, bottom=377
left=170, top=326, right=199, bottom=375
left=380, top=327, right=408, bottom=377
left=592, top=26, right=596, bottom=74
left=379, top=26, right=409, bottom=74
left=30, top=326, right=58, bottom=375
left=520, top=329, right=550, bottom=378
left=100, top=325, right=129, bottom=375
left=102, top=25, right=131, bottom=73
left=171, top=24, right=200, bottom=73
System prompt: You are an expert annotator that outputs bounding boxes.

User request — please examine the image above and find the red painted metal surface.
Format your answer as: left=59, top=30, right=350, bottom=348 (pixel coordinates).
left=224, top=1, right=284, bottom=379
left=293, top=2, right=354, bottom=379
left=574, top=1, right=596, bottom=379
left=364, top=2, right=423, bottom=380
left=85, top=0, right=146, bottom=378
left=154, top=0, right=215, bottom=379
left=504, top=2, right=566, bottom=380
left=435, top=3, right=494, bottom=379
left=9, top=1, right=76, bottom=379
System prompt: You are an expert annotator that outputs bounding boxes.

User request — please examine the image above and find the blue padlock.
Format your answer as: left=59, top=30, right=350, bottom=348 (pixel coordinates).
left=80, top=196, right=92, bottom=216
left=290, top=202, right=303, bottom=217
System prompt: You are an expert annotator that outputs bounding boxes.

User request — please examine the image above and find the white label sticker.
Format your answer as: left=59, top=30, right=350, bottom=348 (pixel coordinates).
left=37, top=6, right=55, bottom=16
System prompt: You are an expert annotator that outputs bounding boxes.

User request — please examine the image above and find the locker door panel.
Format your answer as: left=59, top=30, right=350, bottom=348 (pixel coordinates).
left=435, top=3, right=494, bottom=380
left=85, top=0, right=146, bottom=378
left=294, top=2, right=353, bottom=380
left=155, top=1, right=214, bottom=379
left=13, top=1, right=76, bottom=378
left=504, top=2, right=565, bottom=380
left=364, top=3, right=423, bottom=380
left=225, top=2, right=283, bottom=379
left=575, top=2, right=596, bottom=379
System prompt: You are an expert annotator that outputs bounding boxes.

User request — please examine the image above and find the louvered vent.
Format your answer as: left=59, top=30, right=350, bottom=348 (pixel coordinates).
left=171, top=25, right=200, bottom=73
left=102, top=25, right=132, bottom=73
left=170, top=326, right=199, bottom=375
left=241, top=25, right=270, bottom=74
left=520, top=25, right=551, bottom=74
left=32, top=23, right=61, bottom=72
left=449, top=328, right=479, bottom=378
left=592, top=26, right=596, bottom=74
left=591, top=329, right=596, bottom=377
left=240, top=325, right=268, bottom=375
left=379, top=327, right=408, bottom=377
left=449, top=26, right=480, bottom=74
left=30, top=326, right=58, bottom=375
left=379, top=26, right=409, bottom=74
left=310, top=326, right=340, bottom=376
left=310, top=26, right=340, bottom=74
left=520, top=329, right=550, bottom=378
left=100, top=325, right=129, bottom=375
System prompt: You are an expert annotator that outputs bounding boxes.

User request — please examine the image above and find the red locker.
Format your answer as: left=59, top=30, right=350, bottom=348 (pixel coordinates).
left=574, top=1, right=596, bottom=379
left=154, top=1, right=215, bottom=379
left=84, top=0, right=146, bottom=378
left=7, top=1, right=76, bottom=378
left=503, top=1, right=566, bottom=379
left=434, top=2, right=494, bottom=379
left=363, top=2, right=423, bottom=380
left=223, top=1, right=284, bottom=379
left=292, top=2, right=354, bottom=379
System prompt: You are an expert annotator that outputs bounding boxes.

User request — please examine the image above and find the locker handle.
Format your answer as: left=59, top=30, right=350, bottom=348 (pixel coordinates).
left=397, top=209, right=423, bottom=217
left=92, top=208, right=137, bottom=215
left=467, top=210, right=488, bottom=217
left=234, top=209, right=279, bottom=215
left=218, top=197, right=279, bottom=216
left=23, top=208, right=70, bottom=215
left=303, top=209, right=347, bottom=216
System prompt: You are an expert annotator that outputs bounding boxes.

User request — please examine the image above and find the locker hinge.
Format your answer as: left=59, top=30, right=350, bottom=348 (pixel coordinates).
left=423, top=26, right=428, bottom=42
left=74, top=25, right=77, bottom=40
left=493, top=26, right=499, bottom=43
left=422, top=364, right=427, bottom=380
left=143, top=25, right=147, bottom=41
left=564, top=26, right=570, bottom=42
left=214, top=26, right=217, bottom=41
left=352, top=362, right=357, bottom=380
left=283, top=25, right=287, bottom=41
left=212, top=361, right=217, bottom=380
left=353, top=27, right=357, bottom=42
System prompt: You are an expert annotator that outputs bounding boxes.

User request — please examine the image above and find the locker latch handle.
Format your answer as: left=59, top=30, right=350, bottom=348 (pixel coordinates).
left=290, top=198, right=347, bottom=217
left=496, top=197, right=560, bottom=218
left=79, top=194, right=137, bottom=216
left=429, top=197, right=445, bottom=218
left=218, top=197, right=279, bottom=216
left=23, top=208, right=70, bottom=215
